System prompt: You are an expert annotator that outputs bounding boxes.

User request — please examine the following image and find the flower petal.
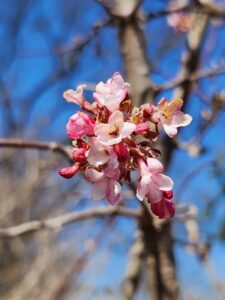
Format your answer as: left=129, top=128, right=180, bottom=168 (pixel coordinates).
left=153, top=174, right=174, bottom=191
left=94, top=123, right=109, bottom=137
left=63, top=85, right=86, bottom=106
left=87, top=148, right=109, bottom=166
left=106, top=179, right=121, bottom=205
left=136, top=175, right=151, bottom=201
left=163, top=124, right=177, bottom=138
left=146, top=182, right=163, bottom=203
left=151, top=198, right=175, bottom=219
left=171, top=112, right=192, bottom=127
left=92, top=181, right=107, bottom=200
left=167, top=98, right=183, bottom=113
left=85, top=168, right=104, bottom=183
left=120, top=122, right=136, bottom=138
left=108, top=110, right=124, bottom=127
left=138, top=159, right=150, bottom=177
left=146, top=158, right=163, bottom=174
left=86, top=137, right=109, bottom=166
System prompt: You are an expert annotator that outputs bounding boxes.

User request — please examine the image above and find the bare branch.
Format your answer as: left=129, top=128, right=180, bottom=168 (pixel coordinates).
left=0, top=206, right=140, bottom=238
left=0, top=138, right=72, bottom=163
left=121, top=228, right=145, bottom=300
left=145, top=1, right=225, bottom=20
left=154, top=65, right=225, bottom=93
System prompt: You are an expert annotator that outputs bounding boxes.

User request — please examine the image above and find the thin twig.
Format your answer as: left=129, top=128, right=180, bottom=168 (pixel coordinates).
left=0, top=138, right=72, bottom=163
left=0, top=206, right=140, bottom=237
left=154, top=65, right=225, bottom=93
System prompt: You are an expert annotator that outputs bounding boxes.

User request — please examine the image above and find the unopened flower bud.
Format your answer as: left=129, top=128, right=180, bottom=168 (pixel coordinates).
left=58, top=163, right=80, bottom=179
left=66, top=112, right=95, bottom=139
left=135, top=122, right=149, bottom=134
left=114, top=142, right=129, bottom=162
left=151, top=198, right=175, bottom=219
left=72, top=148, right=87, bottom=165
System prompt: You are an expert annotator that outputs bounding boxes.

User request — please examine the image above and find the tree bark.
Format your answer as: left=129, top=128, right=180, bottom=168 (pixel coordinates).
left=110, top=1, right=179, bottom=299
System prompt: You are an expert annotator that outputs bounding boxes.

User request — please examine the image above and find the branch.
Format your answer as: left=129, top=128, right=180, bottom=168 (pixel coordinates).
left=145, top=1, right=225, bottom=20
left=102, top=1, right=179, bottom=299
left=154, top=65, right=225, bottom=92
left=161, top=1, right=210, bottom=165
left=0, top=138, right=72, bottom=163
left=121, top=228, right=145, bottom=300
left=19, top=17, right=112, bottom=58
left=0, top=206, right=140, bottom=237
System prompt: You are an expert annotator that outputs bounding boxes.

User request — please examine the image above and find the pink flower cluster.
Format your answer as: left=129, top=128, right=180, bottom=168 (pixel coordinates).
left=59, top=72, right=192, bottom=219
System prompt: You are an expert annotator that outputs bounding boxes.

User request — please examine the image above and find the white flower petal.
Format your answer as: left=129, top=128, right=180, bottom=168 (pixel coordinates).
left=147, top=158, right=163, bottom=174
left=153, top=174, right=174, bottom=191
left=106, top=179, right=121, bottom=205
left=163, top=124, right=177, bottom=138
left=136, top=175, right=151, bottom=201
left=92, top=181, right=107, bottom=200
left=120, top=122, right=136, bottom=138
left=146, top=182, right=163, bottom=203
left=108, top=110, right=124, bottom=127
left=85, top=168, right=104, bottom=183
left=171, top=112, right=192, bottom=127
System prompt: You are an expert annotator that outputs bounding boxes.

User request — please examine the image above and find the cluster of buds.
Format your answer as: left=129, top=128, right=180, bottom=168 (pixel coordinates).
left=59, top=73, right=192, bottom=219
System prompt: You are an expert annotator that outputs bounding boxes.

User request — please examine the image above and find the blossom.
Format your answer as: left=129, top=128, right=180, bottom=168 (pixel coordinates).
left=154, top=98, right=192, bottom=138
left=85, top=153, right=121, bottom=205
left=63, top=84, right=86, bottom=106
left=136, top=158, right=173, bottom=203
left=94, top=110, right=136, bottom=146
left=63, top=84, right=95, bottom=112
left=66, top=112, right=95, bottom=139
left=60, top=73, right=193, bottom=219
left=94, top=72, right=130, bottom=112
left=86, top=137, right=110, bottom=166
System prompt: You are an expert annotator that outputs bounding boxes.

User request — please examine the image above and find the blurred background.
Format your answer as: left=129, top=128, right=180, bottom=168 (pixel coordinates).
left=0, top=0, right=225, bottom=299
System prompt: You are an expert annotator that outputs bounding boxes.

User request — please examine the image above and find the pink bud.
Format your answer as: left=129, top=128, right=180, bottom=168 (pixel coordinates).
left=72, top=148, right=87, bottom=165
left=66, top=112, right=95, bottom=139
left=58, top=163, right=80, bottom=179
left=135, top=123, right=149, bottom=134
left=77, top=140, right=89, bottom=149
left=113, top=142, right=129, bottom=162
left=151, top=198, right=175, bottom=219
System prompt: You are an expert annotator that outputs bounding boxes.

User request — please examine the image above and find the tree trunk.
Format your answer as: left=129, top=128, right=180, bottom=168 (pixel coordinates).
left=110, top=1, right=179, bottom=299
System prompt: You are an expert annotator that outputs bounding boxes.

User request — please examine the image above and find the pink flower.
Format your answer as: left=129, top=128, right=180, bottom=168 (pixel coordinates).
left=63, top=85, right=95, bottom=113
left=94, top=72, right=130, bottom=112
left=85, top=152, right=121, bottom=205
left=66, top=112, right=95, bottom=139
left=154, top=98, right=192, bottom=138
left=63, top=84, right=86, bottom=107
left=94, top=110, right=136, bottom=146
left=136, top=158, right=173, bottom=203
left=86, top=137, right=110, bottom=166
left=151, top=197, right=175, bottom=219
